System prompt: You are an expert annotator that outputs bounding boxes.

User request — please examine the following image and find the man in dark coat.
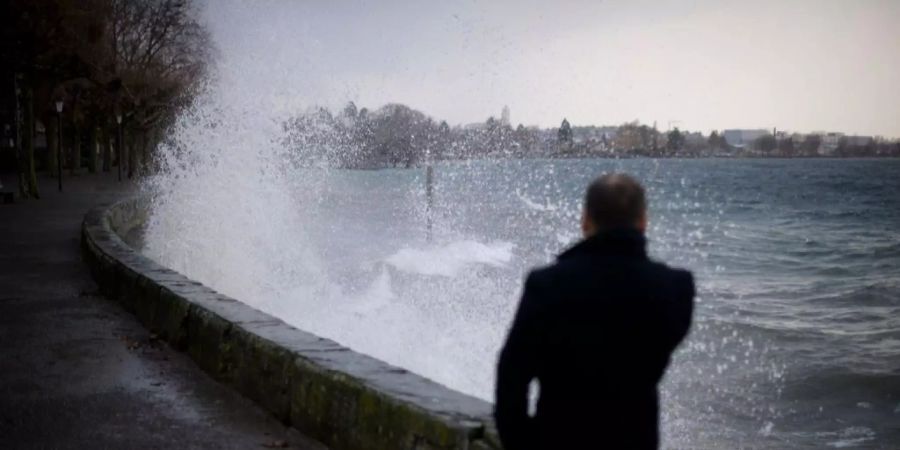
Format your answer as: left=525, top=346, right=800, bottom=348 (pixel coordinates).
left=494, top=173, right=694, bottom=449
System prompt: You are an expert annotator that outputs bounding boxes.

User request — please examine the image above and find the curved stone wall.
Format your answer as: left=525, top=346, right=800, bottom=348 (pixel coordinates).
left=81, top=197, right=501, bottom=450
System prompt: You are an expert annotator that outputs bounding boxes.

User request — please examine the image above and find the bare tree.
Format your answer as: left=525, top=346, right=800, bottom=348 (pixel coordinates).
left=110, top=0, right=210, bottom=175
left=1, top=0, right=211, bottom=194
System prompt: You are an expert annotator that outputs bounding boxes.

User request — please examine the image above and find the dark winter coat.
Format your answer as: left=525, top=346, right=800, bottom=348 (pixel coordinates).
left=494, top=228, right=694, bottom=450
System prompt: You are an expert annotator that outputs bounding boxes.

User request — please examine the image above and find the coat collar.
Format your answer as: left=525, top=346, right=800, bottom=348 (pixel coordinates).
left=559, top=228, right=648, bottom=261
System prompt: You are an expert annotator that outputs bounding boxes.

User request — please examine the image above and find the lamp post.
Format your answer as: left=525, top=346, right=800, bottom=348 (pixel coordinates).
left=115, top=114, right=122, bottom=182
left=55, top=100, right=64, bottom=192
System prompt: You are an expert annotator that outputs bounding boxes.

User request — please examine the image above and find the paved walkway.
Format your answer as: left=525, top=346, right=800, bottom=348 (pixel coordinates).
left=0, top=172, right=325, bottom=449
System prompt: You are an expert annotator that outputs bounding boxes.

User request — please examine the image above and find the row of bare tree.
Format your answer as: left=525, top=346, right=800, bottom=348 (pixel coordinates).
left=283, top=103, right=552, bottom=169
left=1, top=0, right=210, bottom=198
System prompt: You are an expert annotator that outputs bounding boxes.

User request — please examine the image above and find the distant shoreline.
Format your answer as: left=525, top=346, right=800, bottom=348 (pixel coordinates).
left=541, top=153, right=900, bottom=160
left=342, top=155, right=900, bottom=171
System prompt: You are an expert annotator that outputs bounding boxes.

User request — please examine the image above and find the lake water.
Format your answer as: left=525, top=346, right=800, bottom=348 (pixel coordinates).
left=143, top=158, right=900, bottom=448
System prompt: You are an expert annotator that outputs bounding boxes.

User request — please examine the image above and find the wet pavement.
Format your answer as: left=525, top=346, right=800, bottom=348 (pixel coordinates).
left=0, top=172, right=325, bottom=449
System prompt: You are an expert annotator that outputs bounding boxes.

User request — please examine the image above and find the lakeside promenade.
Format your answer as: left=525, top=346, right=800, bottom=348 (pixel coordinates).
left=0, top=172, right=324, bottom=449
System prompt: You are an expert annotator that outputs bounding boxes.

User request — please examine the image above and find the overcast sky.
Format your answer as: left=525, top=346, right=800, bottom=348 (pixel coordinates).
left=204, top=0, right=900, bottom=137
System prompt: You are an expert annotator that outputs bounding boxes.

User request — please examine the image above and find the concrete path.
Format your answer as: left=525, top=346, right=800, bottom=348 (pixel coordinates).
left=0, top=172, right=325, bottom=449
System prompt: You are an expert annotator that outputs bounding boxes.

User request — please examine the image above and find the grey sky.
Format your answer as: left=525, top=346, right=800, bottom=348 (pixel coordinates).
left=204, top=0, right=900, bottom=137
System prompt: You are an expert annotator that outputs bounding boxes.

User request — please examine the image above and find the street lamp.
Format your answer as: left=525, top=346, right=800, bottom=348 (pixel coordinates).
left=115, top=113, right=123, bottom=182
left=55, top=100, right=64, bottom=192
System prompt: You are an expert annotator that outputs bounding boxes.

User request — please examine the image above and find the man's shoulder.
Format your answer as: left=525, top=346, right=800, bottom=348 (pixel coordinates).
left=671, top=266, right=694, bottom=285
left=526, top=257, right=584, bottom=282
left=521, top=261, right=578, bottom=298
left=524, top=263, right=556, bottom=288
left=538, top=253, right=691, bottom=275
left=641, top=261, right=695, bottom=304
left=526, top=256, right=694, bottom=293
left=646, top=260, right=695, bottom=290
left=648, top=260, right=693, bottom=280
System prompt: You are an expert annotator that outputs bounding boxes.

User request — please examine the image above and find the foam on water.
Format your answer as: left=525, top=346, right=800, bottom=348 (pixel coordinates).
left=386, top=241, right=514, bottom=277
left=515, top=188, right=560, bottom=212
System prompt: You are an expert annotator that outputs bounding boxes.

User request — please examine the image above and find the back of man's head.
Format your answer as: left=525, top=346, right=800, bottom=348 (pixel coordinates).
left=584, top=173, right=647, bottom=233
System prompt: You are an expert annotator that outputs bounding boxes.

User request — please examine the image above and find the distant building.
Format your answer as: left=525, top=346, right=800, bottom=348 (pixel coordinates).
left=684, top=131, right=706, bottom=148
left=573, top=126, right=617, bottom=145
left=501, top=105, right=510, bottom=126
left=821, top=132, right=844, bottom=155
left=845, top=135, right=874, bottom=147
left=723, top=129, right=769, bottom=148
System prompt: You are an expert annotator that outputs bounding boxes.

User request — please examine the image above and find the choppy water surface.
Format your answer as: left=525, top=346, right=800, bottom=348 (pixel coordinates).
left=144, top=158, right=900, bottom=448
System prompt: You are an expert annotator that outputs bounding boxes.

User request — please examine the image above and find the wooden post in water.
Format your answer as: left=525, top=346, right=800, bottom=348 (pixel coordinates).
left=425, top=164, right=434, bottom=241
left=424, top=146, right=435, bottom=242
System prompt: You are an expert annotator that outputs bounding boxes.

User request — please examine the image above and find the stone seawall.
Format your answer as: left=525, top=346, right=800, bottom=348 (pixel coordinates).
left=81, top=197, right=501, bottom=450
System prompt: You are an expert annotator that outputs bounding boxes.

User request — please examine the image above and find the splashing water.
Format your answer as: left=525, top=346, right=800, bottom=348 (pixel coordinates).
left=141, top=2, right=900, bottom=448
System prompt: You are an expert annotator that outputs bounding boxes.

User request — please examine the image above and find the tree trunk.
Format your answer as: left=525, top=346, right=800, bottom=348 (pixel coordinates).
left=114, top=127, right=121, bottom=168
left=87, top=125, right=98, bottom=173
left=127, top=129, right=135, bottom=179
left=140, top=129, right=150, bottom=175
left=71, top=124, right=80, bottom=175
left=119, top=128, right=126, bottom=173
left=46, top=116, right=58, bottom=175
left=149, top=128, right=160, bottom=173
left=13, top=74, right=26, bottom=197
left=102, top=125, right=111, bottom=172
left=15, top=76, right=39, bottom=199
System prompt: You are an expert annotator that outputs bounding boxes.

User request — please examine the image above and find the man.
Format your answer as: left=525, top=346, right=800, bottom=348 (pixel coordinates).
left=494, top=173, right=694, bottom=449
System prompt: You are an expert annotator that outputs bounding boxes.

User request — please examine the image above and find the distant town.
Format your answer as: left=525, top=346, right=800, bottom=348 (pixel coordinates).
left=283, top=103, right=900, bottom=169
left=4, top=101, right=895, bottom=179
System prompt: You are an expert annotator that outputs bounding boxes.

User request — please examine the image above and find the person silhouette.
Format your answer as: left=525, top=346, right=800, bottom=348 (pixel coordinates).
left=494, top=173, right=694, bottom=449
